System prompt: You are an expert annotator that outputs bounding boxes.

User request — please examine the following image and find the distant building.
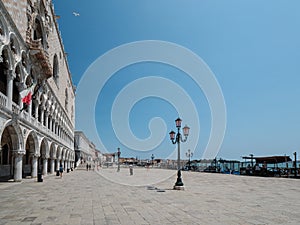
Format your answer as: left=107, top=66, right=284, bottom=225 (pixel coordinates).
left=101, top=153, right=115, bottom=167
left=0, top=0, right=75, bottom=181
left=74, top=131, right=101, bottom=167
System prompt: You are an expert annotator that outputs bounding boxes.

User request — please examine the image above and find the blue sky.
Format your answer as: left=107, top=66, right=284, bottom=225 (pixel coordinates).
left=53, top=0, right=300, bottom=160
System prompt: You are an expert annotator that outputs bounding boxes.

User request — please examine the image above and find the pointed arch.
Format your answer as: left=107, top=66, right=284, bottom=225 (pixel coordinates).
left=33, top=15, right=47, bottom=49
left=53, top=54, right=59, bottom=85
left=0, top=13, right=9, bottom=42
left=49, top=142, right=56, bottom=159
left=40, top=138, right=49, bottom=158
left=65, top=88, right=68, bottom=111
left=0, top=122, right=23, bottom=180
left=24, top=130, right=39, bottom=155
left=23, top=131, right=38, bottom=177
left=9, top=33, right=20, bottom=58
left=0, top=120, right=24, bottom=150
left=0, top=45, right=13, bottom=70
left=56, top=146, right=62, bottom=160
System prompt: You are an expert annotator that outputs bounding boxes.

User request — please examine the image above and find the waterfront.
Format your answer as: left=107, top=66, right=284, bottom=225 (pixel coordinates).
left=0, top=167, right=299, bottom=225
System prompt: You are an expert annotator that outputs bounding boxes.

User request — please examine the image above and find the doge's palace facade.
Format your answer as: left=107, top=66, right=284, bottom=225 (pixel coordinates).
left=0, top=0, right=75, bottom=181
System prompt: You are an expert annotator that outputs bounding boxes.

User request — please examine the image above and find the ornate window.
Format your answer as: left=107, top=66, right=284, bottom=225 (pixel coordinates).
left=53, top=54, right=59, bottom=85
left=0, top=50, right=9, bottom=95
left=33, top=17, right=48, bottom=49
left=34, top=18, right=43, bottom=41
left=21, top=52, right=27, bottom=68
left=0, top=26, right=3, bottom=38
left=12, top=73, right=20, bottom=104
left=71, top=105, right=74, bottom=121
left=10, top=39, right=16, bottom=55
left=65, top=88, right=68, bottom=111
left=0, top=16, right=7, bottom=42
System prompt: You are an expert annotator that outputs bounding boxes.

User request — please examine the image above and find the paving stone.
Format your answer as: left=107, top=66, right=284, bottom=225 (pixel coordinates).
left=0, top=168, right=299, bottom=224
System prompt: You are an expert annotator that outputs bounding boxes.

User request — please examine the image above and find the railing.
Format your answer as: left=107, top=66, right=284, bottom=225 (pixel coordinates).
left=0, top=92, right=7, bottom=107
left=1, top=104, right=73, bottom=150
left=12, top=102, right=19, bottom=114
left=29, top=39, right=42, bottom=49
left=22, top=110, right=29, bottom=121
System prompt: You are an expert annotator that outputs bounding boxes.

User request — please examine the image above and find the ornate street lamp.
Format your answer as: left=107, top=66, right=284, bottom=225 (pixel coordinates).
left=169, top=117, right=190, bottom=190
left=186, top=149, right=193, bottom=170
left=117, top=147, right=121, bottom=172
left=293, top=152, right=297, bottom=177
left=151, top=154, right=155, bottom=167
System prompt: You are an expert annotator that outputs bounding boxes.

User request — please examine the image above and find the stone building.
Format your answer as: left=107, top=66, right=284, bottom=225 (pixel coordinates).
left=74, top=131, right=97, bottom=167
left=74, top=131, right=102, bottom=168
left=0, top=0, right=75, bottom=181
left=89, top=142, right=101, bottom=166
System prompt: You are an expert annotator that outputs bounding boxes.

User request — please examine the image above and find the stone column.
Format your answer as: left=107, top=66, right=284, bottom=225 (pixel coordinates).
left=40, top=107, right=44, bottom=125
left=31, top=155, right=38, bottom=178
left=56, top=158, right=60, bottom=171
left=34, top=101, right=39, bottom=119
left=42, top=158, right=47, bottom=175
left=44, top=112, right=48, bottom=128
left=18, top=84, right=25, bottom=108
left=6, top=70, right=14, bottom=110
left=14, top=152, right=23, bottom=182
left=50, top=158, right=55, bottom=174
left=28, top=99, right=32, bottom=118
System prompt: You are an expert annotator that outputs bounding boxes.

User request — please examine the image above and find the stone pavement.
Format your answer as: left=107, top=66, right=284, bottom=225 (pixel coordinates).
left=0, top=167, right=299, bottom=225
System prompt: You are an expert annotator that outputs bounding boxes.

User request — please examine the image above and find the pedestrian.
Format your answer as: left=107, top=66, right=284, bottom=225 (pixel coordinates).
left=89, top=164, right=91, bottom=170
left=86, top=164, right=89, bottom=171
left=129, top=165, right=133, bottom=175
left=59, top=164, right=63, bottom=178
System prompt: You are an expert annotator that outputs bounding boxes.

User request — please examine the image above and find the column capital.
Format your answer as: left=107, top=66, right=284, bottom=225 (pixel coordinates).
left=42, top=154, right=50, bottom=159
left=12, top=150, right=25, bottom=156
left=6, top=69, right=15, bottom=80
left=32, top=153, right=40, bottom=158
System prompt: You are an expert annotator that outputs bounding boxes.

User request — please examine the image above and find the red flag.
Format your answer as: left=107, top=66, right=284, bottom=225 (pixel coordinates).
left=20, top=84, right=35, bottom=106
left=22, top=92, right=32, bottom=105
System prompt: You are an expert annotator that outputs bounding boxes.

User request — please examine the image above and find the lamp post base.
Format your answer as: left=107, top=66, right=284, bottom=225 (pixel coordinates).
left=173, top=170, right=184, bottom=190
left=173, top=185, right=185, bottom=190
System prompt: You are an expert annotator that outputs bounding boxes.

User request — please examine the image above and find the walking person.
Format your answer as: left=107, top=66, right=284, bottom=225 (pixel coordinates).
left=129, top=165, right=133, bottom=175
left=59, top=164, right=64, bottom=178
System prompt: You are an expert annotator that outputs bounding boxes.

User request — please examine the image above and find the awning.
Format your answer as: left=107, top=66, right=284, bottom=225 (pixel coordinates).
left=242, top=156, right=292, bottom=164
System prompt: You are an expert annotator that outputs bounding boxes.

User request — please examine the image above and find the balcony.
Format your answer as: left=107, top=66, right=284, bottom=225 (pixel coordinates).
left=12, top=102, right=19, bottom=114
left=6, top=102, right=69, bottom=145
left=27, top=39, right=52, bottom=79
